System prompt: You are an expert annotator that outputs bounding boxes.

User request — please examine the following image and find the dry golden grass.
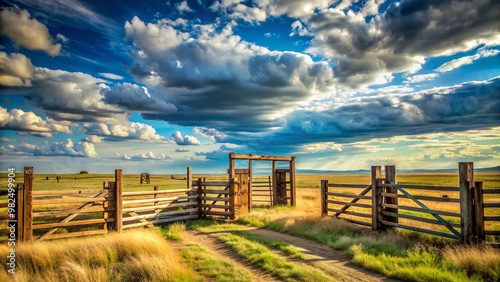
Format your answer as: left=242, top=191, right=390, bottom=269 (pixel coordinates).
left=443, top=245, right=500, bottom=281
left=0, top=229, right=200, bottom=281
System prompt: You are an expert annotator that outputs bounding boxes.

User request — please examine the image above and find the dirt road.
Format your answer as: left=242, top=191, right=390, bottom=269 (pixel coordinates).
left=173, top=226, right=400, bottom=281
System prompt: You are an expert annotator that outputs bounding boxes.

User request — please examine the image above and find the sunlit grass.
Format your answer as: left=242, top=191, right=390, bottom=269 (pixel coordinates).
left=187, top=220, right=329, bottom=281
left=0, top=229, right=201, bottom=281
left=181, top=243, right=252, bottom=282
left=238, top=206, right=498, bottom=281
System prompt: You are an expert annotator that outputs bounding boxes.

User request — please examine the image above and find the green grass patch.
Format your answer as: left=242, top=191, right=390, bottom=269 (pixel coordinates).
left=188, top=220, right=329, bottom=281
left=159, top=222, right=186, bottom=241
left=181, top=243, right=251, bottom=282
left=238, top=207, right=497, bottom=281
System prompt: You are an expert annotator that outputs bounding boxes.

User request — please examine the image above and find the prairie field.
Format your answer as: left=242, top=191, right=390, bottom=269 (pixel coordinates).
left=1, top=171, right=499, bottom=237
left=1, top=171, right=499, bottom=281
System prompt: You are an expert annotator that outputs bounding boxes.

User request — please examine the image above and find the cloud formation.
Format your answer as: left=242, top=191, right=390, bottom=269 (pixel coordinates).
left=305, top=0, right=500, bottom=88
left=0, top=7, right=62, bottom=55
left=125, top=17, right=334, bottom=131
left=0, top=52, right=34, bottom=86
left=193, top=127, right=227, bottom=142
left=0, top=139, right=97, bottom=157
left=0, top=106, right=74, bottom=137
left=81, top=121, right=166, bottom=142
left=170, top=131, right=201, bottom=145
left=115, top=151, right=172, bottom=161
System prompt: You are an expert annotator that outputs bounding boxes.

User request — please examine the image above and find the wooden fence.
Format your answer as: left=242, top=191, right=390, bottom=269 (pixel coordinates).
left=321, top=162, right=500, bottom=242
left=1, top=167, right=238, bottom=242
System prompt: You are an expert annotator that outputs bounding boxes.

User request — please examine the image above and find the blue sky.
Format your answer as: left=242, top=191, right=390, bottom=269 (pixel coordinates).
left=0, top=0, right=499, bottom=174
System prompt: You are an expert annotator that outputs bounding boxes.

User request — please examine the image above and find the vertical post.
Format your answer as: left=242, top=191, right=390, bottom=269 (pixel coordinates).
left=23, top=167, right=33, bottom=241
left=115, top=170, right=123, bottom=233
left=187, top=167, right=192, bottom=189
left=289, top=157, right=296, bottom=206
left=384, top=165, right=398, bottom=225
left=321, top=180, right=328, bottom=216
left=239, top=172, right=249, bottom=215
left=459, top=162, right=474, bottom=242
left=371, top=166, right=382, bottom=231
left=15, top=183, right=24, bottom=242
left=197, top=178, right=203, bottom=218
left=229, top=153, right=235, bottom=179
left=474, top=181, right=485, bottom=242
left=272, top=160, right=277, bottom=205
left=154, top=186, right=159, bottom=213
left=248, top=160, right=253, bottom=212
left=103, top=181, right=109, bottom=232
left=229, top=178, right=237, bottom=220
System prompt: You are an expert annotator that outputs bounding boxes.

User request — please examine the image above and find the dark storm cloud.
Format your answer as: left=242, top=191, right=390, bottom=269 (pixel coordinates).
left=306, top=0, right=500, bottom=88
left=226, top=76, right=500, bottom=148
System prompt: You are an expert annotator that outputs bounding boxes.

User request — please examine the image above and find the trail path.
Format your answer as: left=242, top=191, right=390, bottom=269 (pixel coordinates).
left=172, top=226, right=400, bottom=281
left=245, top=227, right=400, bottom=282
left=171, top=230, right=280, bottom=282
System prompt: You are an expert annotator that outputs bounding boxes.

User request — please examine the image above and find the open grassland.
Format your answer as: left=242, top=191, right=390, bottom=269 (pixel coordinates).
left=1, top=172, right=499, bottom=239
left=0, top=229, right=201, bottom=281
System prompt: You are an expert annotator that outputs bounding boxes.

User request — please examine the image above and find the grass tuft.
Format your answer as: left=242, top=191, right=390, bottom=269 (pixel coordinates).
left=443, top=245, right=500, bottom=281
left=0, top=229, right=201, bottom=281
left=160, top=221, right=186, bottom=241
left=181, top=243, right=251, bottom=282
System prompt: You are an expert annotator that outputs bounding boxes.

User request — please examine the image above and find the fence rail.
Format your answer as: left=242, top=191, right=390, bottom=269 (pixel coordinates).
left=321, top=162, right=499, bottom=242
left=1, top=167, right=239, bottom=243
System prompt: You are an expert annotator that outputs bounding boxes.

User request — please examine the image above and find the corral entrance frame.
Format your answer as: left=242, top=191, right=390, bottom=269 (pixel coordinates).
left=228, top=153, right=296, bottom=214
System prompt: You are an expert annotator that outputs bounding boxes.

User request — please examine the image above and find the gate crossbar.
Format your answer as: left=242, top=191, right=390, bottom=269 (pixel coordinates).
left=390, top=182, right=461, bottom=239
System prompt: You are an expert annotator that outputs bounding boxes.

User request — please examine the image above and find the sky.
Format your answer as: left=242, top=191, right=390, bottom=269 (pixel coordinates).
left=0, top=0, right=499, bottom=174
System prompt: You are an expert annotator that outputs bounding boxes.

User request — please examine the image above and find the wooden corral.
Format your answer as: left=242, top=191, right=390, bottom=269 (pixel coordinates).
left=228, top=153, right=296, bottom=214
left=140, top=173, right=150, bottom=184
left=0, top=167, right=238, bottom=242
left=321, top=162, right=500, bottom=243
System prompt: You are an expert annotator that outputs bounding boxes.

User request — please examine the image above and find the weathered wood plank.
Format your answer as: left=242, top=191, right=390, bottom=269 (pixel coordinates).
left=382, top=203, right=460, bottom=217
left=327, top=192, right=372, bottom=200
left=33, top=218, right=114, bottom=229
left=122, top=201, right=196, bottom=213
left=35, top=230, right=107, bottom=240
left=123, top=195, right=197, bottom=205
left=382, top=193, right=460, bottom=203
left=123, top=208, right=197, bottom=222
left=329, top=184, right=371, bottom=189
left=483, top=189, right=500, bottom=194
left=328, top=200, right=371, bottom=209
left=328, top=208, right=371, bottom=218
left=203, top=211, right=232, bottom=217
left=123, top=189, right=195, bottom=197
left=231, top=153, right=293, bottom=161
left=381, top=211, right=461, bottom=228
left=381, top=183, right=460, bottom=191
left=381, top=220, right=459, bottom=239
left=33, top=189, right=108, bottom=196
left=23, top=167, right=33, bottom=240
left=33, top=206, right=115, bottom=218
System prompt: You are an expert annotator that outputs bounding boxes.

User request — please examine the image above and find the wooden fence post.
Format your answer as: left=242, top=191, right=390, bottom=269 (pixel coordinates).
left=459, top=162, right=474, bottom=242
left=272, top=160, right=277, bottom=205
left=384, top=165, right=398, bottom=226
left=15, top=183, right=24, bottom=242
left=187, top=167, right=192, bottom=189
left=115, top=170, right=123, bottom=233
left=229, top=178, right=237, bottom=220
left=197, top=178, right=203, bottom=218
left=474, top=181, right=485, bottom=242
left=321, top=180, right=328, bottom=216
left=371, top=166, right=382, bottom=231
left=289, top=157, right=296, bottom=206
left=248, top=160, right=253, bottom=212
left=103, top=181, right=110, bottom=232
left=154, top=186, right=159, bottom=213
left=23, top=167, right=33, bottom=241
